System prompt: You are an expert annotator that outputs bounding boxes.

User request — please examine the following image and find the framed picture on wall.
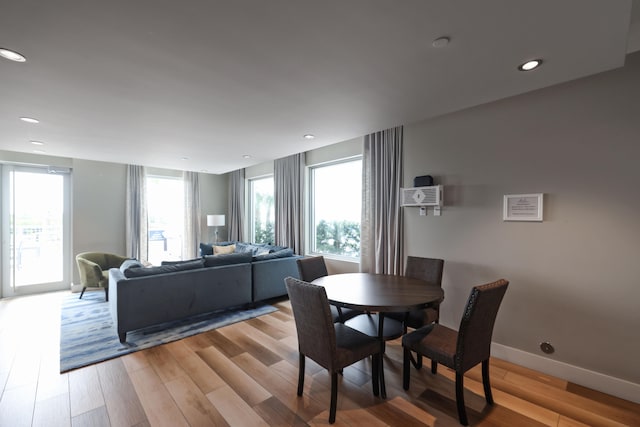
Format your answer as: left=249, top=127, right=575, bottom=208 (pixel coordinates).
left=503, top=193, right=543, bottom=222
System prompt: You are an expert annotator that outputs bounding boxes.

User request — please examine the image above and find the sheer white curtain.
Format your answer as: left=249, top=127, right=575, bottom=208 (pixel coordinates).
left=360, top=126, right=404, bottom=274
left=228, top=169, right=245, bottom=242
left=274, top=153, right=305, bottom=254
left=183, top=171, right=201, bottom=259
left=126, top=165, right=148, bottom=261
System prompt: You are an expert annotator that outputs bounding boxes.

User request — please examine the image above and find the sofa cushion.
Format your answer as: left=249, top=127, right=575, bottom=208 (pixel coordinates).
left=214, top=244, right=236, bottom=255
left=119, top=259, right=144, bottom=274
left=252, top=248, right=294, bottom=261
left=124, top=259, right=204, bottom=278
left=204, top=251, right=253, bottom=267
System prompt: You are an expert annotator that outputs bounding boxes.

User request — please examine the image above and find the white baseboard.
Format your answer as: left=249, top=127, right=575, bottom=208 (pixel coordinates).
left=491, top=343, right=640, bottom=404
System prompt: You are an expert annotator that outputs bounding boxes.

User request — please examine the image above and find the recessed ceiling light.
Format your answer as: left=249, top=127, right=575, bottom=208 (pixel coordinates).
left=0, top=48, right=26, bottom=62
left=242, top=155, right=252, bottom=159
left=432, top=37, right=450, bottom=48
left=33, top=149, right=45, bottom=154
left=30, top=140, right=45, bottom=146
left=303, top=134, right=315, bottom=140
left=518, top=59, right=543, bottom=71
left=20, top=117, right=39, bottom=124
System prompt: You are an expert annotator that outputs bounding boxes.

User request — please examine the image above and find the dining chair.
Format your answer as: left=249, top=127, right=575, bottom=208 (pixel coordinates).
left=296, top=256, right=362, bottom=323
left=402, top=279, right=509, bottom=426
left=285, top=277, right=381, bottom=424
left=388, top=256, right=444, bottom=369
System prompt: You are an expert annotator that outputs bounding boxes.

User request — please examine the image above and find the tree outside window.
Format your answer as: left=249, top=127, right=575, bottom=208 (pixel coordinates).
left=250, top=176, right=274, bottom=244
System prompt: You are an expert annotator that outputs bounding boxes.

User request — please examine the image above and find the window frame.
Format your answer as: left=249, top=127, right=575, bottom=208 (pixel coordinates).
left=306, top=156, right=362, bottom=261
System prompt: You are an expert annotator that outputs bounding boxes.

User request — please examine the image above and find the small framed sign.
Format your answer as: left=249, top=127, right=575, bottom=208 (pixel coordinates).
left=503, top=193, right=543, bottom=222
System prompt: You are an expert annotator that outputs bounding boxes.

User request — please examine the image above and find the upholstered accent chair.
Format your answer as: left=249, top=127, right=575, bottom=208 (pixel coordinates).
left=285, top=277, right=381, bottom=424
left=402, top=279, right=509, bottom=425
left=75, top=252, right=129, bottom=301
left=296, top=256, right=362, bottom=323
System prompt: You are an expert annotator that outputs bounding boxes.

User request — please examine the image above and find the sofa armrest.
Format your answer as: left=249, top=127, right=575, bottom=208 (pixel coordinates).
left=251, top=255, right=302, bottom=301
left=76, top=257, right=103, bottom=287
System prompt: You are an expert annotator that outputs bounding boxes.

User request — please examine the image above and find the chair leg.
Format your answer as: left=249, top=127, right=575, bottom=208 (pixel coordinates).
left=79, top=287, right=86, bottom=299
left=410, top=352, right=423, bottom=370
left=105, top=287, right=109, bottom=302
left=455, top=372, right=469, bottom=426
left=402, top=348, right=411, bottom=390
left=431, top=359, right=438, bottom=374
left=482, top=359, right=494, bottom=405
left=297, top=353, right=305, bottom=396
left=372, top=353, right=380, bottom=397
left=329, top=372, right=338, bottom=424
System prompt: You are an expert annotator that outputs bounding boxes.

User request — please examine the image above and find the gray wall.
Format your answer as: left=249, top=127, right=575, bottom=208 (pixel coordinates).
left=200, top=173, right=229, bottom=243
left=403, top=52, right=640, bottom=384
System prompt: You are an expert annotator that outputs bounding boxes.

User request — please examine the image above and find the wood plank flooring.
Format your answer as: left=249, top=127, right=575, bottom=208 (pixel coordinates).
left=0, top=291, right=638, bottom=426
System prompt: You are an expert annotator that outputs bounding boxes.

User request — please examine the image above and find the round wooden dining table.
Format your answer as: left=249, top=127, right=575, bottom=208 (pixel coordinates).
left=312, top=272, right=444, bottom=398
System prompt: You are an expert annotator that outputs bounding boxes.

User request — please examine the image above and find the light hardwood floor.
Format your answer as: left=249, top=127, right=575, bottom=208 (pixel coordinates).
left=0, top=291, right=638, bottom=426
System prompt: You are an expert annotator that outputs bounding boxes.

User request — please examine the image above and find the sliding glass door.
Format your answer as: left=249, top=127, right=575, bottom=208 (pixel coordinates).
left=1, top=165, right=71, bottom=297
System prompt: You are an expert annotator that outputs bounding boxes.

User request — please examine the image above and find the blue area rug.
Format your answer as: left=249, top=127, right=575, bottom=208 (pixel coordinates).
left=59, top=291, right=276, bottom=373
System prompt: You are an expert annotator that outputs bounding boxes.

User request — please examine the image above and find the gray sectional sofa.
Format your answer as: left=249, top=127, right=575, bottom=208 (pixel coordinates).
left=109, top=243, right=301, bottom=342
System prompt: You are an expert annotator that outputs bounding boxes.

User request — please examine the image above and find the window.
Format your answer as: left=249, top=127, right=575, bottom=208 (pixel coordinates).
left=249, top=176, right=274, bottom=244
left=309, top=158, right=362, bottom=258
left=1, top=165, right=71, bottom=297
left=146, top=175, right=184, bottom=265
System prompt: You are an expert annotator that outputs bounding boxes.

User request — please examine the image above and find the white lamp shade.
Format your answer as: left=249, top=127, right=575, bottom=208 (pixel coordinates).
left=207, top=214, right=226, bottom=227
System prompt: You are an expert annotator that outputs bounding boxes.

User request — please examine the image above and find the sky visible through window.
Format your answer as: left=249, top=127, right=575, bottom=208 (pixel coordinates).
left=313, top=160, right=362, bottom=223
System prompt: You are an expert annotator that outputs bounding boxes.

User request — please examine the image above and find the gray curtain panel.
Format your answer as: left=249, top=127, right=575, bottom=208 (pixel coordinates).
left=183, top=171, right=201, bottom=259
left=274, top=153, right=305, bottom=254
left=360, top=126, right=404, bottom=274
left=125, top=164, right=148, bottom=261
left=228, top=168, right=245, bottom=242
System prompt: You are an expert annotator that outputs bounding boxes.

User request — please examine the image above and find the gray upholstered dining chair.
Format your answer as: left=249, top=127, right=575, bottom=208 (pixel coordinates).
left=285, top=276, right=381, bottom=424
left=402, top=279, right=509, bottom=426
left=387, top=256, right=444, bottom=369
left=296, top=256, right=362, bottom=323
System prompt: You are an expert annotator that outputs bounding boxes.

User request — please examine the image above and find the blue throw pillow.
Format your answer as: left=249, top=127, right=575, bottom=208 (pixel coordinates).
left=119, top=259, right=144, bottom=273
left=252, top=248, right=294, bottom=261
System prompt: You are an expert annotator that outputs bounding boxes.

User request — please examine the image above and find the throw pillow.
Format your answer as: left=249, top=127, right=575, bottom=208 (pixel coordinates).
left=119, top=259, right=144, bottom=273
left=213, top=244, right=236, bottom=255
left=252, top=248, right=294, bottom=262
left=199, top=243, right=214, bottom=256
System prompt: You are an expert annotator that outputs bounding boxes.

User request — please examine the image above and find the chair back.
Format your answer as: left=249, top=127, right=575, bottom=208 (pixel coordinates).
left=296, top=256, right=328, bottom=282
left=405, top=256, right=444, bottom=287
left=285, top=276, right=337, bottom=369
left=456, top=279, right=509, bottom=371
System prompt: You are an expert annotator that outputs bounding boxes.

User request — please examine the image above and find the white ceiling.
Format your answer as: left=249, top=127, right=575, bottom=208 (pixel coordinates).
left=1, top=0, right=638, bottom=174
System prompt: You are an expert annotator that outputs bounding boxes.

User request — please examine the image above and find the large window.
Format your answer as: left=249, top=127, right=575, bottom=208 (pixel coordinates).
left=309, top=158, right=362, bottom=258
left=249, top=176, right=274, bottom=244
left=146, top=175, right=184, bottom=265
